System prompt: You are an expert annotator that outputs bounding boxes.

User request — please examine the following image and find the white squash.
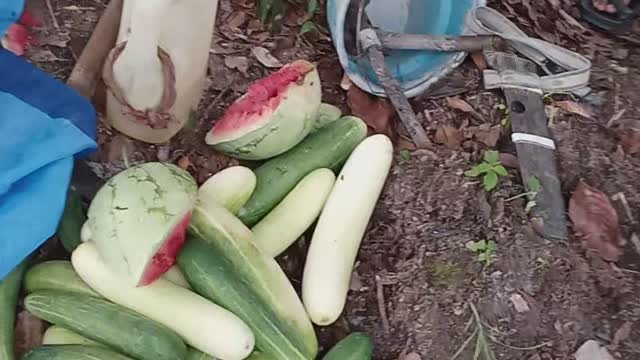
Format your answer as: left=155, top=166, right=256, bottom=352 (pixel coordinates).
left=72, top=242, right=255, bottom=360
left=302, top=135, right=393, bottom=326
left=198, top=166, right=256, bottom=215
left=252, top=168, right=335, bottom=257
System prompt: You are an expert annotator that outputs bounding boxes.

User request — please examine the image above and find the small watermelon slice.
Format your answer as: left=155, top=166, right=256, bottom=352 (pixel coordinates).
left=206, top=59, right=322, bottom=160
left=81, top=162, right=198, bottom=287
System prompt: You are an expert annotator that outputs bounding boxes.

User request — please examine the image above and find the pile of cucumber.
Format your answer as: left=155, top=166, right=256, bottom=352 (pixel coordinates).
left=0, top=115, right=393, bottom=360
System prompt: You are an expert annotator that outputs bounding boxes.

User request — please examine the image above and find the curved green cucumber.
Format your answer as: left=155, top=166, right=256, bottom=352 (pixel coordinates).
left=25, top=291, right=187, bottom=360
left=311, top=103, right=342, bottom=132
left=322, top=333, right=374, bottom=360
left=22, top=345, right=133, bottom=360
left=179, top=230, right=316, bottom=360
left=24, top=261, right=99, bottom=297
left=238, top=116, right=367, bottom=226
left=0, top=261, right=27, bottom=360
left=42, top=326, right=104, bottom=347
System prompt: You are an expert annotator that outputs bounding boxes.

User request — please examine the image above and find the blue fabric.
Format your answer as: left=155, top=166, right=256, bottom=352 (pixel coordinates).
left=0, top=47, right=97, bottom=280
left=0, top=0, right=24, bottom=36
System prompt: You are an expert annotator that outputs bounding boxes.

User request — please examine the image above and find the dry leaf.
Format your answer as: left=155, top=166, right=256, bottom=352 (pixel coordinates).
left=554, top=100, right=594, bottom=119
left=28, top=49, right=63, bottom=62
left=252, top=47, right=283, bottom=68
left=619, top=129, right=640, bottom=155
left=434, top=124, right=463, bottom=149
left=499, top=153, right=519, bottom=169
left=398, top=352, right=422, bottom=360
left=340, top=73, right=352, bottom=91
left=224, top=55, right=249, bottom=74
left=470, top=51, right=488, bottom=70
left=509, top=293, right=530, bottom=313
left=610, top=322, right=632, bottom=350
left=14, top=310, right=45, bottom=358
left=574, top=340, right=614, bottom=360
left=463, top=124, right=501, bottom=147
left=347, top=85, right=396, bottom=140
left=226, top=12, right=247, bottom=28
left=446, top=96, right=485, bottom=122
left=569, top=182, right=624, bottom=262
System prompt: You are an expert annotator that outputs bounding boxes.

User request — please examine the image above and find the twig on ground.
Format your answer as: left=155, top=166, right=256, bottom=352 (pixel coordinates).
left=375, top=275, right=391, bottom=334
left=450, top=326, right=478, bottom=360
left=490, top=338, right=552, bottom=351
left=612, top=192, right=636, bottom=224
left=45, top=0, right=60, bottom=29
left=204, top=88, right=231, bottom=118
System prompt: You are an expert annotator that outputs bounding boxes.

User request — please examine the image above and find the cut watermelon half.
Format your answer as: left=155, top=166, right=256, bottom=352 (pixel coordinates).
left=205, top=59, right=322, bottom=160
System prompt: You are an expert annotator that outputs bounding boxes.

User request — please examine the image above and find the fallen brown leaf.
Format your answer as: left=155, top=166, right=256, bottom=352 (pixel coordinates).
left=499, top=153, right=519, bottom=169
left=569, top=182, right=624, bottom=262
left=611, top=322, right=632, bottom=350
left=446, top=96, right=485, bottom=122
left=434, top=124, right=463, bottom=149
left=463, top=124, right=501, bottom=147
left=619, top=129, right=640, bottom=155
left=252, top=47, right=283, bottom=68
left=554, top=100, right=594, bottom=119
left=226, top=11, right=247, bottom=28
left=347, top=85, right=396, bottom=140
left=470, top=51, right=488, bottom=70
left=14, top=310, right=45, bottom=358
left=398, top=352, right=422, bottom=360
left=224, top=55, right=249, bottom=74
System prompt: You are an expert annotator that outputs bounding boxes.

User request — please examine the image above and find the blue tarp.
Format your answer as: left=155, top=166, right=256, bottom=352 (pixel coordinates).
left=0, top=0, right=97, bottom=280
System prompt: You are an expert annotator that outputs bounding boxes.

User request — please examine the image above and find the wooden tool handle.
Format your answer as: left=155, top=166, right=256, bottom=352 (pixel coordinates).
left=66, top=0, right=123, bottom=99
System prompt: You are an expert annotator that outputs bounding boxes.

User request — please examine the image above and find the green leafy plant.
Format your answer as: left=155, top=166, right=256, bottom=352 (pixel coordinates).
left=451, top=303, right=496, bottom=360
left=465, top=150, right=508, bottom=191
left=505, top=176, right=541, bottom=214
left=257, top=0, right=319, bottom=33
left=466, top=240, right=497, bottom=266
left=397, top=149, right=411, bottom=164
left=494, top=103, right=511, bottom=129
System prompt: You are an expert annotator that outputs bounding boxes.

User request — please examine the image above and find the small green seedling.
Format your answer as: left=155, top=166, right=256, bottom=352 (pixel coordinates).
left=465, top=150, right=508, bottom=191
left=506, top=176, right=542, bottom=214
left=397, top=149, right=412, bottom=163
left=494, top=103, right=511, bottom=129
left=466, top=240, right=497, bottom=266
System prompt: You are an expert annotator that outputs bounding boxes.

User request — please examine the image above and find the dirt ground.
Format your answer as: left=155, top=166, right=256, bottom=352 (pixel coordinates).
left=18, top=0, right=640, bottom=359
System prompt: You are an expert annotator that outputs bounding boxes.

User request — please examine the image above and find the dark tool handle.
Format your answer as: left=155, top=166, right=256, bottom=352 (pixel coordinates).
left=359, top=30, right=431, bottom=148
left=376, top=31, right=502, bottom=52
left=505, top=88, right=568, bottom=240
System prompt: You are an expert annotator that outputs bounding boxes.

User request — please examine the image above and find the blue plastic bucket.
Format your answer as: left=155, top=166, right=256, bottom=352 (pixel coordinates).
left=327, top=0, right=485, bottom=98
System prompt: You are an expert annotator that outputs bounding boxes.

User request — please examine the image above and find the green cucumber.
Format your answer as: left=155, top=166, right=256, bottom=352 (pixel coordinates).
left=42, top=326, right=103, bottom=347
left=238, top=116, right=367, bottom=226
left=24, top=261, right=98, bottom=297
left=57, top=189, right=88, bottom=252
left=322, top=333, right=374, bottom=360
left=22, top=345, right=133, bottom=360
left=186, top=348, right=216, bottom=360
left=252, top=168, right=335, bottom=257
left=179, top=213, right=317, bottom=360
left=311, top=103, right=343, bottom=132
left=0, top=261, right=27, bottom=360
left=25, top=291, right=187, bottom=360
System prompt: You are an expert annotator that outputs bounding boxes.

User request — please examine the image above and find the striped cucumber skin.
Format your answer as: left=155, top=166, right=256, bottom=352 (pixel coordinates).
left=24, top=261, right=98, bottom=297
left=238, top=116, right=367, bottom=226
left=22, top=345, right=134, bottom=360
left=186, top=348, right=216, bottom=360
left=0, top=261, right=27, bottom=360
left=24, top=291, right=186, bottom=360
left=178, top=236, right=315, bottom=360
left=322, top=333, right=374, bottom=360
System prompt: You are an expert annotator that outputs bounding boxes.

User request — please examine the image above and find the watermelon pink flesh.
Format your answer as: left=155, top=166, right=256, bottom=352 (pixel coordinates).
left=210, top=60, right=315, bottom=137
left=139, top=212, right=192, bottom=286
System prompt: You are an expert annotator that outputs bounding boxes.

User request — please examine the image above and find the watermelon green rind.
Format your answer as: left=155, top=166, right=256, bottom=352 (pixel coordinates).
left=180, top=200, right=317, bottom=360
left=238, top=116, right=368, bottom=226
left=24, top=261, right=99, bottom=297
left=206, top=68, right=322, bottom=160
left=82, top=162, right=198, bottom=287
left=25, top=290, right=187, bottom=360
left=322, top=332, right=374, bottom=360
left=22, top=345, right=134, bottom=360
